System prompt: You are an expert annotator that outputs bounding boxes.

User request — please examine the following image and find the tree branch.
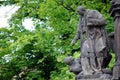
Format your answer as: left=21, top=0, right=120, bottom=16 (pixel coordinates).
left=55, top=1, right=75, bottom=12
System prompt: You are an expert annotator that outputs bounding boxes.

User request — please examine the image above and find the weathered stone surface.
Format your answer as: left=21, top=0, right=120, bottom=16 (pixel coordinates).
left=64, top=56, right=82, bottom=74
left=77, top=74, right=112, bottom=80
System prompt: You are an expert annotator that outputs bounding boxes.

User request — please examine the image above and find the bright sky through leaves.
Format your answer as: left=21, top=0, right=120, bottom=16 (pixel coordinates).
left=0, top=5, right=34, bottom=30
left=0, top=5, right=19, bottom=28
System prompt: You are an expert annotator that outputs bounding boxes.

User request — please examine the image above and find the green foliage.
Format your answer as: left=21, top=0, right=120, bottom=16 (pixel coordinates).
left=109, top=52, right=115, bottom=70
left=0, top=0, right=115, bottom=80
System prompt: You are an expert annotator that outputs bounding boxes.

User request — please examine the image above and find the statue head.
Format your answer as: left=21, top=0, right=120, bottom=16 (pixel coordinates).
left=64, top=56, right=74, bottom=65
left=77, top=6, right=86, bottom=16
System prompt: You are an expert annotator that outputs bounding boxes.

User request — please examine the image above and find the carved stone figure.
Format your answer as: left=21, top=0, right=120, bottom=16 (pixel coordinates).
left=109, top=0, right=120, bottom=79
left=64, top=56, right=82, bottom=75
left=65, top=6, right=112, bottom=80
left=71, top=6, right=110, bottom=75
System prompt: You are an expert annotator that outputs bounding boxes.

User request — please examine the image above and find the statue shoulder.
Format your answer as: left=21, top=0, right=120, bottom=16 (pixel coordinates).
left=86, top=10, right=101, bottom=18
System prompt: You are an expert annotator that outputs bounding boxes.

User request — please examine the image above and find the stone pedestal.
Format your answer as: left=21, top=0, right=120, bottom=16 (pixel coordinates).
left=76, top=74, right=112, bottom=80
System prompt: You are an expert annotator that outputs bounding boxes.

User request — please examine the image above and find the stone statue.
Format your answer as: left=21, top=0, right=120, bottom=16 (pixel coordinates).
left=64, top=56, right=82, bottom=75
left=109, top=0, right=120, bottom=79
left=65, top=6, right=112, bottom=80
left=72, top=6, right=109, bottom=74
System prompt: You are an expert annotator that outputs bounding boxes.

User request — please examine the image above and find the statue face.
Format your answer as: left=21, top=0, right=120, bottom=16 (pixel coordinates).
left=77, top=10, right=84, bottom=16
left=77, top=6, right=85, bottom=16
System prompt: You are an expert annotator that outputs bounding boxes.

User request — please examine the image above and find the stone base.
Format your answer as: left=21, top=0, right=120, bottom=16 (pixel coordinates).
left=76, top=74, right=112, bottom=80
left=77, top=79, right=111, bottom=80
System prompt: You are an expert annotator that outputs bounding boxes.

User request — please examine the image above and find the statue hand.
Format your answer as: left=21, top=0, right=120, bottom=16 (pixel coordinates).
left=71, top=40, right=76, bottom=46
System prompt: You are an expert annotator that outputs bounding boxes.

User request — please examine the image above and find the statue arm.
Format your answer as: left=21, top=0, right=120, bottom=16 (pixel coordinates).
left=71, top=22, right=81, bottom=45
left=71, top=30, right=80, bottom=45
